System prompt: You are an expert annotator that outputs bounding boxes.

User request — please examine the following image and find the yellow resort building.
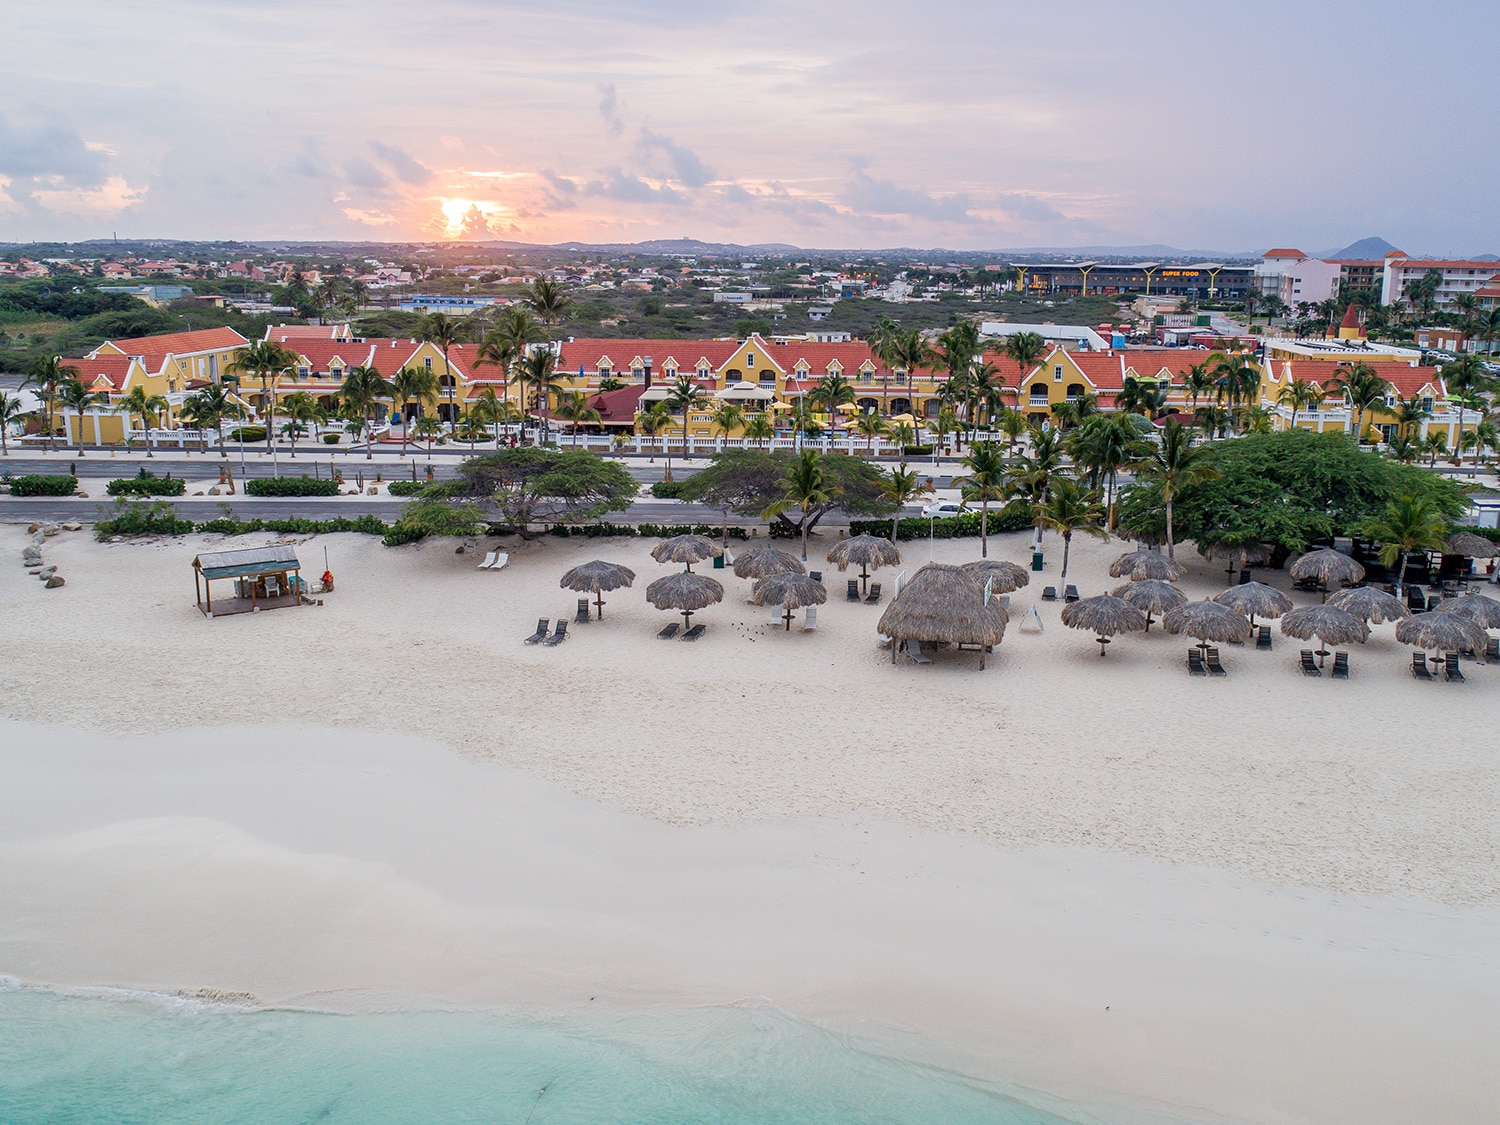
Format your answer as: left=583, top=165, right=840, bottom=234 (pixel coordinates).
left=1014, top=345, right=1260, bottom=425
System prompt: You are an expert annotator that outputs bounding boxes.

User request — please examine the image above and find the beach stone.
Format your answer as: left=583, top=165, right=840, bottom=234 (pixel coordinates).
left=61, top=522, right=82, bottom=531
left=38, top=566, right=56, bottom=579
left=207, top=486, right=220, bottom=495
left=41, top=522, right=61, bottom=537
left=32, top=531, right=46, bottom=546
left=22, top=548, right=42, bottom=562
left=45, top=575, right=65, bottom=588
left=26, top=522, right=39, bottom=534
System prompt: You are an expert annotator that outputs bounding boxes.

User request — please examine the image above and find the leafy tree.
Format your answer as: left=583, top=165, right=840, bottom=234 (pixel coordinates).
left=1037, top=476, right=1106, bottom=579
left=1358, top=494, right=1451, bottom=595
left=954, top=441, right=1008, bottom=557
left=452, top=447, right=636, bottom=535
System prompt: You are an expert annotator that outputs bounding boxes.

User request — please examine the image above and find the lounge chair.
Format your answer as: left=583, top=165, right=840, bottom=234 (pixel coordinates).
left=1205, top=647, right=1227, bottom=676
left=865, top=582, right=882, bottom=604
left=681, top=623, right=706, bottom=641
left=657, top=622, right=679, bottom=640
left=524, top=618, right=549, bottom=644
left=1187, top=648, right=1206, bottom=676
left=1300, top=650, right=1320, bottom=676
left=809, top=571, right=822, bottom=582
left=575, top=598, right=590, bottom=623
left=1064, top=584, right=1080, bottom=603
left=1427, top=594, right=1443, bottom=612
left=847, top=579, right=860, bottom=602
left=488, top=551, right=509, bottom=571
left=907, top=639, right=933, bottom=665
left=1331, top=651, right=1349, bottom=679
left=1042, top=586, right=1058, bottom=601
left=1411, top=652, right=1433, bottom=680
left=1486, top=637, right=1499, bottom=663
left=543, top=620, right=568, bottom=646
left=1406, top=586, right=1426, bottom=612
left=1256, top=625, right=1272, bottom=650
left=1444, top=652, right=1465, bottom=683
left=477, top=550, right=498, bottom=570
left=802, top=606, right=818, bottom=632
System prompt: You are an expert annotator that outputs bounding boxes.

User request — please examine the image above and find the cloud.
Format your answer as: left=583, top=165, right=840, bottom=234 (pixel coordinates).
left=343, top=206, right=398, bottom=226
left=369, top=140, right=430, bottom=184
left=32, top=174, right=147, bottom=215
left=597, top=82, right=624, bottom=137
left=340, top=156, right=390, bottom=190
left=636, top=129, right=713, bottom=187
left=0, top=111, right=108, bottom=185
left=841, top=161, right=974, bottom=223
left=580, top=168, right=683, bottom=205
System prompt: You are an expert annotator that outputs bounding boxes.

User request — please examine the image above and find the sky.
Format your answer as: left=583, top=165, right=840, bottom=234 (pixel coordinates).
left=3, top=0, right=1498, bottom=254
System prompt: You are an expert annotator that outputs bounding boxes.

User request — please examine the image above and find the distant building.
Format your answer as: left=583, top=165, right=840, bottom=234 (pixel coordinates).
left=398, top=294, right=498, bottom=315
left=1011, top=261, right=1254, bottom=298
left=808, top=306, right=834, bottom=321
left=1255, top=249, right=1340, bottom=306
left=1380, top=253, right=1500, bottom=308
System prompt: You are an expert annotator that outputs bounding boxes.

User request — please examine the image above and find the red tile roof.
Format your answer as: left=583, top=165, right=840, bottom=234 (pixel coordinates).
left=1268, top=358, right=1443, bottom=399
left=265, top=324, right=350, bottom=343
left=557, top=338, right=741, bottom=374
left=586, top=385, right=646, bottom=424
left=95, top=326, right=248, bottom=362
left=1031, top=348, right=1230, bottom=391
left=64, top=355, right=136, bottom=391
left=1262, top=248, right=1307, bottom=259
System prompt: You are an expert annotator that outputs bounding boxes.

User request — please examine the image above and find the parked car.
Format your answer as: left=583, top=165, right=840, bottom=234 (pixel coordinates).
left=921, top=500, right=966, bottom=517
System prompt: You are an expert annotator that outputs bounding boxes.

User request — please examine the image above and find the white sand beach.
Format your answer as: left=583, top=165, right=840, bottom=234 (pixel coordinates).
left=2, top=523, right=1498, bottom=1123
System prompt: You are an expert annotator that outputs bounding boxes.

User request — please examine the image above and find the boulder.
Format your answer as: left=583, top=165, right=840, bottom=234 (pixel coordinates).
left=61, top=522, right=83, bottom=532
left=26, top=522, right=39, bottom=534
left=41, top=521, right=61, bottom=537
left=22, top=548, right=42, bottom=562
left=32, top=531, right=46, bottom=546
left=45, top=575, right=65, bottom=588
left=207, top=486, right=220, bottom=495
left=38, top=566, right=56, bottom=579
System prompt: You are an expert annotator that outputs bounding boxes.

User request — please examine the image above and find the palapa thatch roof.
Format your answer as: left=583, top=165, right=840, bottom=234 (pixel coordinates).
left=1280, top=604, right=1370, bottom=646
left=1200, top=541, right=1272, bottom=567
left=1163, top=600, right=1252, bottom=643
left=1288, top=548, right=1365, bottom=587
left=560, top=560, right=636, bottom=593
left=827, top=534, right=901, bottom=572
left=876, top=563, right=1007, bottom=646
left=1446, top=532, right=1499, bottom=558
left=1396, top=610, right=1489, bottom=652
left=732, top=546, right=805, bottom=580
left=1111, top=578, right=1187, bottom=616
left=1061, top=594, right=1148, bottom=637
left=645, top=571, right=724, bottom=613
left=960, top=559, right=1031, bottom=593
left=751, top=572, right=828, bottom=609
left=1435, top=592, right=1500, bottom=629
left=651, top=534, right=722, bottom=569
left=1109, top=550, right=1186, bottom=582
left=1327, top=586, right=1410, bottom=625
left=1213, top=581, right=1293, bottom=620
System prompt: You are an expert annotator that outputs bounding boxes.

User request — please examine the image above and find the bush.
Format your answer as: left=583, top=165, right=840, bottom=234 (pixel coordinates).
left=902, top=445, right=934, bottom=457
left=94, top=500, right=197, bottom=538
left=322, top=433, right=342, bottom=444
left=650, top=480, right=687, bottom=499
left=386, top=480, right=428, bottom=496
left=849, top=506, right=1031, bottom=541
left=106, top=472, right=186, bottom=497
left=547, top=521, right=750, bottom=540
left=10, top=474, right=78, bottom=497
left=228, top=426, right=268, bottom=442
left=244, top=476, right=340, bottom=497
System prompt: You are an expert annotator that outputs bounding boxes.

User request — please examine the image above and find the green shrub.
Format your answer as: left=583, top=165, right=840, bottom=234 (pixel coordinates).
left=849, top=506, right=1031, bottom=541
left=902, top=445, right=934, bottom=457
left=386, top=480, right=428, bottom=496
left=244, top=476, right=340, bottom=497
left=10, top=474, right=78, bottom=497
left=228, top=426, right=267, bottom=442
left=93, top=499, right=196, bottom=538
left=650, top=480, right=686, bottom=499
left=106, top=471, right=186, bottom=497
left=322, top=433, right=342, bottom=444
left=1452, top=525, right=1500, bottom=543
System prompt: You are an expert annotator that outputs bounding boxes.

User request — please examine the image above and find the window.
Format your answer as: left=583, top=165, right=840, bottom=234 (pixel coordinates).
left=1053, top=365, right=1063, bottom=382
left=1422, top=396, right=1434, bottom=412
left=747, top=353, right=756, bottom=367
left=423, top=357, right=432, bottom=371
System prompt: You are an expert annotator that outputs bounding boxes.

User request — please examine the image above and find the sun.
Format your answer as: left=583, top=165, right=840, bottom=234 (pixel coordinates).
left=438, top=197, right=506, bottom=238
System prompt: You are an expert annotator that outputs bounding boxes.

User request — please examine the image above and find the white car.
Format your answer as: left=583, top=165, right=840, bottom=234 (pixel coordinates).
left=921, top=500, right=966, bottom=517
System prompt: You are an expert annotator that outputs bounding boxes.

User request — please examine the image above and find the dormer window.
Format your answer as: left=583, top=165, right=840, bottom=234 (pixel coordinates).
left=1421, top=396, right=1434, bottom=412
left=698, top=365, right=709, bottom=378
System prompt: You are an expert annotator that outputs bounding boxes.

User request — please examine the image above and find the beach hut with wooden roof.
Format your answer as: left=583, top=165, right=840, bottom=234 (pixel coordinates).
left=192, top=545, right=307, bottom=617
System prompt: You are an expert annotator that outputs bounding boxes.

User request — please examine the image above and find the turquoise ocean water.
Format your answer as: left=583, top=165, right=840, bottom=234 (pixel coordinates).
left=0, top=984, right=1106, bottom=1124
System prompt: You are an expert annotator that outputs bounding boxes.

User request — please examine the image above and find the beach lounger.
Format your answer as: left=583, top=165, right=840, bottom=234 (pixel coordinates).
left=1205, top=647, right=1227, bottom=676
left=1300, top=650, right=1320, bottom=676
left=1331, top=651, right=1349, bottom=679
left=1187, top=648, right=1206, bottom=676
left=1486, top=637, right=1499, bottom=663
left=543, top=620, right=568, bottom=646
left=1444, top=652, right=1465, bottom=683
left=1427, top=594, right=1443, bottom=611
left=1064, top=584, right=1079, bottom=603
left=865, top=582, right=882, bottom=604
left=477, top=550, right=498, bottom=570
left=575, top=598, right=590, bottom=623
left=1256, top=625, right=1272, bottom=650
left=1041, top=586, right=1057, bottom=601
left=1406, top=586, right=1426, bottom=612
left=491, top=551, right=509, bottom=570
left=657, top=622, right=679, bottom=639
left=802, top=606, right=818, bottom=632
left=907, top=639, right=933, bottom=665
left=1411, top=652, right=1433, bottom=680
left=847, top=579, right=860, bottom=602
left=809, top=571, right=822, bottom=582
left=524, top=618, right=549, bottom=644
left=681, top=623, right=706, bottom=641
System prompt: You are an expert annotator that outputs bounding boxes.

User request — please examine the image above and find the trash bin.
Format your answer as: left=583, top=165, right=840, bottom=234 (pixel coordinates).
left=1031, top=550, right=1044, bottom=572
left=712, top=554, right=724, bottom=570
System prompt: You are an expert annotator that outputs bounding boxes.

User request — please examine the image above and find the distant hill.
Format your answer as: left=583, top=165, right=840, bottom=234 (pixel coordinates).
left=1322, top=236, right=1402, bottom=260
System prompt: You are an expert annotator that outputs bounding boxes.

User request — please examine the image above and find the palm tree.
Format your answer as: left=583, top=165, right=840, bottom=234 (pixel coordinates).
left=1385, top=433, right=1420, bottom=464
left=180, top=384, right=243, bottom=459
left=890, top=329, right=934, bottom=413
left=412, top=413, right=443, bottom=455
left=889, top=420, right=918, bottom=452
left=762, top=449, right=837, bottom=561
left=0, top=390, right=27, bottom=456
left=1037, top=476, right=1106, bottom=580
left=1277, top=377, right=1322, bottom=431
left=881, top=462, right=930, bottom=543
left=636, top=401, right=672, bottom=461
left=1066, top=413, right=1147, bottom=530
left=1393, top=392, right=1432, bottom=440
left=391, top=366, right=439, bottom=455
left=554, top=390, right=601, bottom=446
left=227, top=339, right=299, bottom=459
left=852, top=410, right=888, bottom=455
left=526, top=278, right=573, bottom=340
left=1211, top=353, right=1260, bottom=433
left=516, top=347, right=564, bottom=445
left=1003, top=331, right=1047, bottom=399
left=954, top=441, right=1008, bottom=557
left=23, top=355, right=77, bottom=452
left=340, top=364, right=393, bottom=459
left=1331, top=361, right=1393, bottom=444
left=1422, top=430, right=1449, bottom=468
left=1136, top=419, right=1219, bottom=558
left=997, top=407, right=1028, bottom=458
left=1441, top=354, right=1495, bottom=457
left=810, top=372, right=856, bottom=417
left=477, top=306, right=546, bottom=422
left=868, top=315, right=902, bottom=414
left=418, top=311, right=465, bottom=424
left=56, top=377, right=109, bottom=452
left=1358, top=494, right=1451, bottom=596
left=1008, top=424, right=1064, bottom=547
left=709, top=403, right=745, bottom=446
left=928, top=407, right=961, bottom=458
left=118, top=385, right=169, bottom=458
left=279, top=391, right=323, bottom=457
left=1184, top=361, right=1217, bottom=426
left=663, top=375, right=707, bottom=482
left=743, top=410, right=775, bottom=449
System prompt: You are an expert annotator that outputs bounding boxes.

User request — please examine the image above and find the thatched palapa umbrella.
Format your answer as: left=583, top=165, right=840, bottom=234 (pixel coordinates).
left=646, top=571, right=724, bottom=629
left=1201, top=540, right=1272, bottom=584
left=1280, top=604, right=1369, bottom=665
left=1289, top=548, right=1365, bottom=599
left=733, top=545, right=805, bottom=580
left=1163, top=600, right=1252, bottom=649
left=559, top=560, right=636, bottom=619
left=752, top=572, right=828, bottom=630
left=1213, top=581, right=1293, bottom=627
left=1445, top=532, right=1499, bottom=559
left=1062, top=594, right=1148, bottom=655
left=1436, top=592, right=1500, bottom=629
left=1109, top=549, right=1186, bottom=583
left=827, top=534, right=901, bottom=593
left=1110, top=579, right=1186, bottom=631
left=876, top=563, right=1007, bottom=669
left=1396, top=610, right=1488, bottom=656
left=1327, top=585, right=1410, bottom=626
left=651, top=534, right=722, bottom=572
left=960, top=559, right=1031, bottom=594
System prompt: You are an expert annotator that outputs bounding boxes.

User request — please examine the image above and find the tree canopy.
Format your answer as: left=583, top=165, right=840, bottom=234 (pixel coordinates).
left=1116, top=429, right=1470, bottom=553
left=677, top=449, right=895, bottom=535
left=450, top=447, right=637, bottom=533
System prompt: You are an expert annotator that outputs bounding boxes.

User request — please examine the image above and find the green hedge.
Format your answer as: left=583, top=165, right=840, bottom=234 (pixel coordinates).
left=9, top=474, right=78, bottom=497
left=549, top=521, right=749, bottom=540
left=106, top=472, right=186, bottom=497
left=649, top=480, right=687, bottom=499
left=386, top=480, right=428, bottom=496
left=244, top=476, right=341, bottom=497
left=94, top=500, right=197, bottom=537
left=228, top=426, right=267, bottom=442
left=95, top=501, right=390, bottom=540
left=1452, top=525, right=1500, bottom=543
left=902, top=445, right=934, bottom=457
left=322, top=433, right=342, bottom=444
left=849, top=506, right=1031, bottom=541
